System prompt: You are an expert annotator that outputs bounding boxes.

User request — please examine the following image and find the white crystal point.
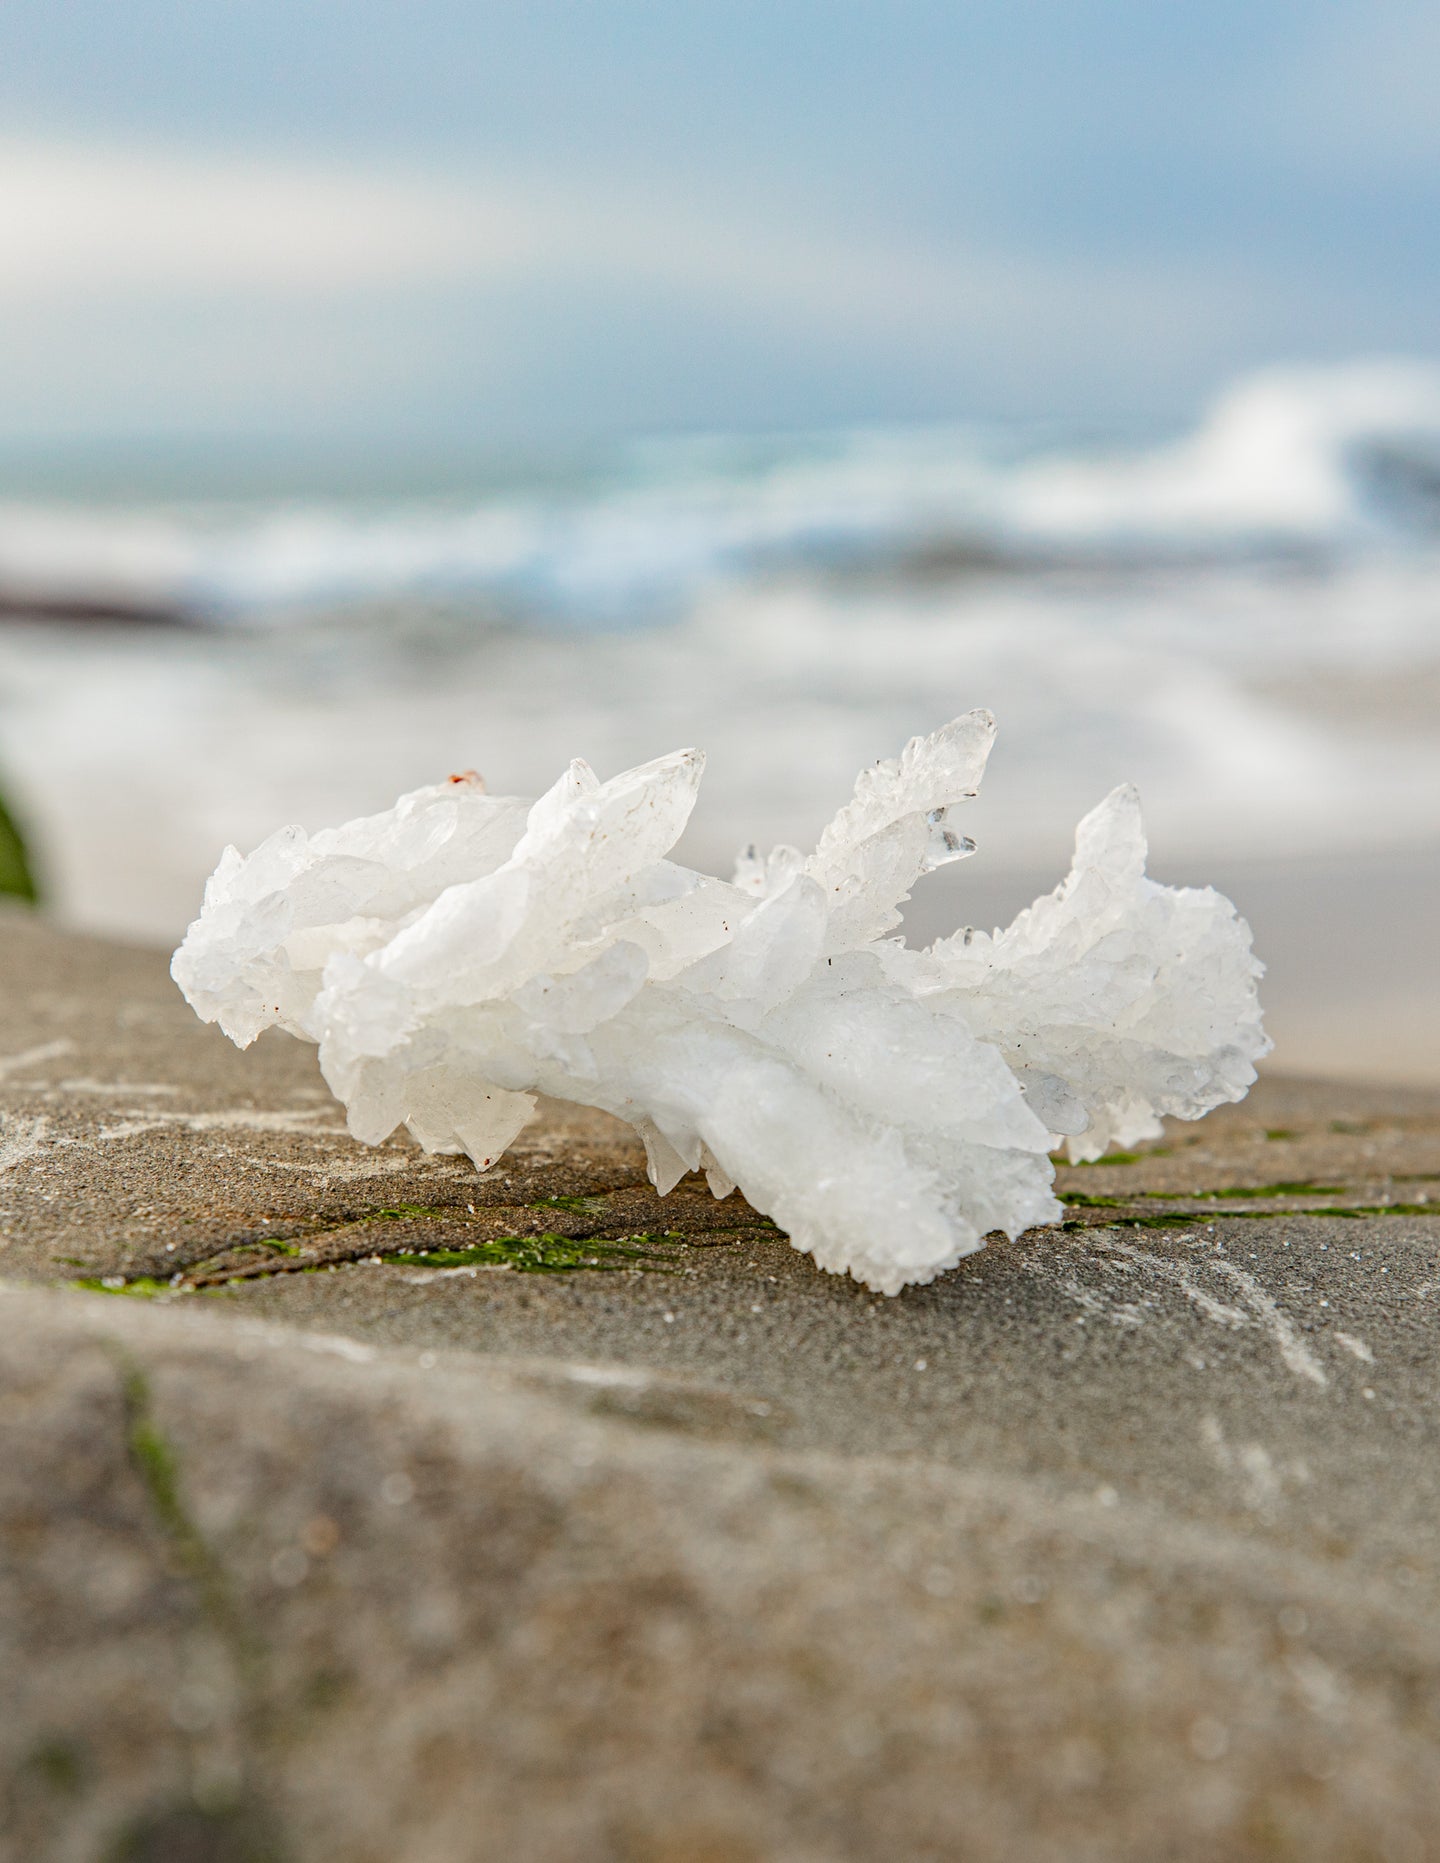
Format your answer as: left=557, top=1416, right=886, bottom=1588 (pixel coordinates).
left=922, top=783, right=1271, bottom=1162
left=806, top=708, right=996, bottom=948
left=171, top=719, right=1268, bottom=1293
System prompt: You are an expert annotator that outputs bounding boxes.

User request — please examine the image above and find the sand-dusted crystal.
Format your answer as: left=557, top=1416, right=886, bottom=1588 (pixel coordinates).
left=172, top=714, right=1268, bottom=1293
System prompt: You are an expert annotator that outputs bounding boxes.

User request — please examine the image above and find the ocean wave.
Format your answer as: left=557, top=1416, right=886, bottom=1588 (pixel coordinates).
left=4, top=535, right=1439, bottom=942
left=2, top=358, right=1440, bottom=626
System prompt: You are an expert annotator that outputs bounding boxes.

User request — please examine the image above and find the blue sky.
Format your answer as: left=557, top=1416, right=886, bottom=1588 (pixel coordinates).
left=0, top=0, right=1436, bottom=444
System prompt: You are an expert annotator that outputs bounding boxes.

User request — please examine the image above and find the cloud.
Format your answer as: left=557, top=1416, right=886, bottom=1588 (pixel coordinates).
left=0, top=131, right=1268, bottom=340
left=0, top=137, right=537, bottom=298
left=0, top=132, right=1378, bottom=437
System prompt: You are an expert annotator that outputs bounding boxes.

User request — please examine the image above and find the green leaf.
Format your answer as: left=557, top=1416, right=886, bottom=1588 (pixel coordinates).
left=0, top=785, right=37, bottom=903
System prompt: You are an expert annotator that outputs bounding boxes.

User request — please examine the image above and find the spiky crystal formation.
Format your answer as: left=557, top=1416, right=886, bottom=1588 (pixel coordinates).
left=172, top=713, right=1267, bottom=1293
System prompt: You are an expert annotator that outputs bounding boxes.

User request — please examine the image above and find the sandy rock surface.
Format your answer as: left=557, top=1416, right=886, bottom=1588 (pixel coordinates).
left=2, top=907, right=1439, bottom=1862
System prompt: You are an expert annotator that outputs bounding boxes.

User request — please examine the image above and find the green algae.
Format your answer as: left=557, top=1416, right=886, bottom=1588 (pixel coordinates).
left=359, top=1202, right=458, bottom=1222
left=1061, top=1182, right=1342, bottom=1210
left=120, top=1364, right=244, bottom=1651
left=112, top=1367, right=270, bottom=1847
left=124, top=1370, right=196, bottom=1546
left=380, top=1230, right=680, bottom=1274
left=1062, top=1212, right=1207, bottom=1232
left=1067, top=1147, right=1172, bottom=1167
left=1062, top=1201, right=1439, bottom=1232
left=72, top=1243, right=288, bottom=1295
left=1304, top=1202, right=1437, bottom=1219
left=25, top=1737, right=84, bottom=1797
left=72, top=1275, right=177, bottom=1299
left=73, top=1205, right=686, bottom=1296
left=1192, top=1181, right=1343, bottom=1200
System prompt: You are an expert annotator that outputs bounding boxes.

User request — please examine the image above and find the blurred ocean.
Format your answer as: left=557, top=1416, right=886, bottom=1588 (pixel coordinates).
left=1, top=359, right=1438, bottom=1074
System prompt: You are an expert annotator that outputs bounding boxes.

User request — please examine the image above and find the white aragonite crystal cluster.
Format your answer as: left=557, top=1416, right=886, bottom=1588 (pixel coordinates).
left=172, top=713, right=1268, bottom=1294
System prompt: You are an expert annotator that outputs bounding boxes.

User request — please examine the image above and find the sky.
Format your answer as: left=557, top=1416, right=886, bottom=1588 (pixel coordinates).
left=0, top=0, right=1436, bottom=447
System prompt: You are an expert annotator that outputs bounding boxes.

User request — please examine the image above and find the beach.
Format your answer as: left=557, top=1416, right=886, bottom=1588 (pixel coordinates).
left=2, top=364, right=1439, bottom=1858
left=4, top=907, right=1439, bottom=1859
left=3, top=370, right=1439, bottom=1112
left=6, top=0, right=1440, bottom=1849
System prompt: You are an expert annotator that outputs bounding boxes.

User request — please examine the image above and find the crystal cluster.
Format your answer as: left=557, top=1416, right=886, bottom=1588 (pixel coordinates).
left=172, top=713, right=1267, bottom=1293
